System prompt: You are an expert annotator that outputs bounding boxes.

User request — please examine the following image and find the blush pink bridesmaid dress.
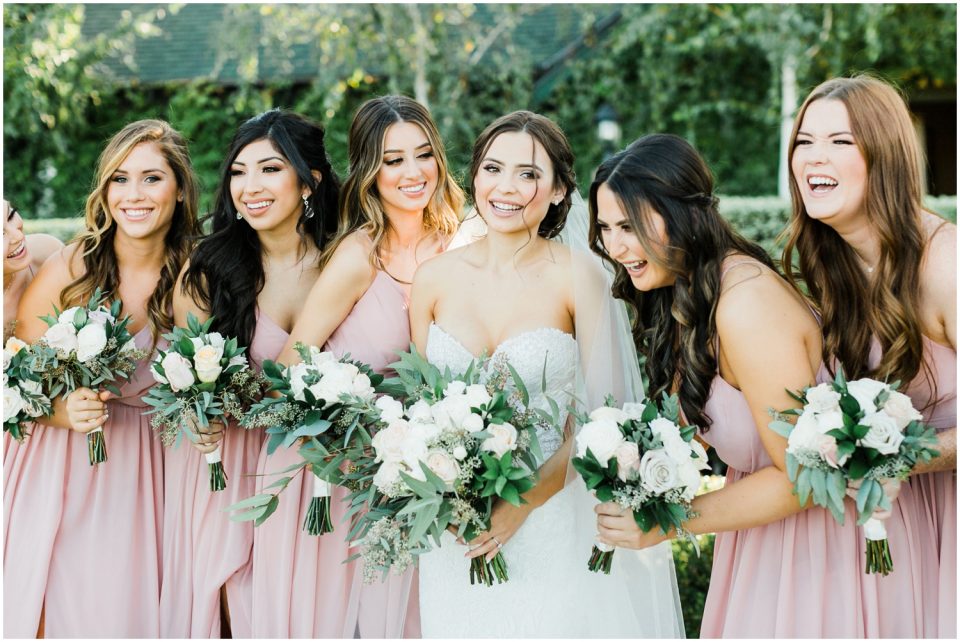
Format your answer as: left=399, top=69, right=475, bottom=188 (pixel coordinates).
left=4, top=326, right=164, bottom=638
left=250, top=271, right=420, bottom=638
left=159, top=310, right=291, bottom=638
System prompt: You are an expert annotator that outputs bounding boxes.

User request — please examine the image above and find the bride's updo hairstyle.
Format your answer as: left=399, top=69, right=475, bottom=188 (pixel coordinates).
left=587, top=133, right=772, bottom=430
left=469, top=111, right=576, bottom=239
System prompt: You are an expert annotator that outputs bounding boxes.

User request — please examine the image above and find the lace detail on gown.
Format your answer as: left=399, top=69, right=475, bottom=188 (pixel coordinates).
left=425, top=323, right=577, bottom=461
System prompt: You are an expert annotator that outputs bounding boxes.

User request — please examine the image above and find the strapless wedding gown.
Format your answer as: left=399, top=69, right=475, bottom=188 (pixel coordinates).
left=419, top=323, right=684, bottom=639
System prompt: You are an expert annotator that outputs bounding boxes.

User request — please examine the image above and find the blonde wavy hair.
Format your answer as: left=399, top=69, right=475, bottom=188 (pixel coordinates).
left=321, top=95, right=464, bottom=270
left=62, top=119, right=201, bottom=345
left=782, top=74, right=935, bottom=389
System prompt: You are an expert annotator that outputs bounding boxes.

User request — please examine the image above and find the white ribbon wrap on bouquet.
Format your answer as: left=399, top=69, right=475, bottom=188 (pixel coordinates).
left=204, top=446, right=222, bottom=465
left=89, top=425, right=103, bottom=435
left=594, top=536, right=615, bottom=553
left=312, top=473, right=331, bottom=498
left=863, top=517, right=888, bottom=541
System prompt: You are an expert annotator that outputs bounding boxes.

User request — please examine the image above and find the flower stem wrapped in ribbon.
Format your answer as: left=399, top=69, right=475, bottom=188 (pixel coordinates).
left=143, top=313, right=267, bottom=491
left=3, top=336, right=52, bottom=442
left=572, top=393, right=709, bottom=573
left=348, top=346, right=549, bottom=587
left=30, top=288, right=147, bottom=464
left=230, top=342, right=386, bottom=535
left=769, top=366, right=940, bottom=575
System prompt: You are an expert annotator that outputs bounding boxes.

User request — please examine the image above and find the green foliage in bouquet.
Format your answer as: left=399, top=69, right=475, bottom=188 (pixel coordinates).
left=3, top=338, right=52, bottom=442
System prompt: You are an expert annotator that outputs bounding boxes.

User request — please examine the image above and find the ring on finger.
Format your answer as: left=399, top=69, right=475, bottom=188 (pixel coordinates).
left=492, top=536, right=503, bottom=549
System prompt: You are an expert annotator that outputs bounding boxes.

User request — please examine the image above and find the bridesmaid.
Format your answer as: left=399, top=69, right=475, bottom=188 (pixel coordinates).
left=251, top=95, right=463, bottom=638
left=783, top=74, right=956, bottom=637
left=160, top=109, right=341, bottom=637
left=587, top=134, right=885, bottom=637
left=5, top=119, right=200, bottom=637
left=3, top=199, right=63, bottom=340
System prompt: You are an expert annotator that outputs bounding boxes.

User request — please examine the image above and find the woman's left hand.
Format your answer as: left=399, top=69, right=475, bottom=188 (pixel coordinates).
left=465, top=500, right=535, bottom=562
left=595, top=501, right=673, bottom=550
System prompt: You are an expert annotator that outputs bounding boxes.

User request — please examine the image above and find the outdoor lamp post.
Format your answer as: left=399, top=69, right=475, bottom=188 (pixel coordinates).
left=595, top=103, right=621, bottom=160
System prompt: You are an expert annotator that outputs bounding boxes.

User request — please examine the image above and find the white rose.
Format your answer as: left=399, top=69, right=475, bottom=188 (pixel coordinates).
left=463, top=384, right=491, bottom=409
left=639, top=449, right=681, bottom=495
left=881, top=390, right=923, bottom=431
left=4, top=337, right=28, bottom=355
left=161, top=352, right=196, bottom=392
left=689, top=438, right=711, bottom=470
left=677, top=460, right=703, bottom=501
left=373, top=460, right=406, bottom=493
left=453, top=445, right=468, bottom=460
left=461, top=413, right=485, bottom=433
left=309, top=348, right=335, bottom=367
left=846, top=379, right=888, bottom=415
left=227, top=354, right=248, bottom=370
left=575, top=419, right=624, bottom=463
left=402, top=438, right=430, bottom=480
left=482, top=422, right=519, bottom=458
left=622, top=402, right=647, bottom=421
left=351, top=373, right=375, bottom=401
left=425, top=449, right=460, bottom=488
left=58, top=307, right=82, bottom=325
left=193, top=343, right=224, bottom=383
left=205, top=332, right=225, bottom=349
left=76, top=323, right=108, bottom=362
left=614, top=441, right=641, bottom=482
left=444, top=381, right=467, bottom=397
left=44, top=323, right=78, bottom=354
left=150, top=354, right=168, bottom=384
left=439, top=396, right=472, bottom=429
left=4, top=386, right=24, bottom=422
left=786, top=411, right=823, bottom=455
left=375, top=396, right=405, bottom=424
left=86, top=309, right=113, bottom=326
left=287, top=363, right=312, bottom=402
left=410, top=421, right=442, bottom=445
left=814, top=410, right=844, bottom=435
left=408, top=399, right=434, bottom=424
left=860, top=412, right=904, bottom=455
left=121, top=338, right=138, bottom=354
left=2, top=349, right=11, bottom=372
left=589, top=405, right=628, bottom=424
left=805, top=383, right=842, bottom=414
left=649, top=417, right=683, bottom=445
left=371, top=421, right=410, bottom=463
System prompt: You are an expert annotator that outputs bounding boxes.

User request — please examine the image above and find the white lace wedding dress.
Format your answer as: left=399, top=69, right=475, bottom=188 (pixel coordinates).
left=419, top=323, right=685, bottom=639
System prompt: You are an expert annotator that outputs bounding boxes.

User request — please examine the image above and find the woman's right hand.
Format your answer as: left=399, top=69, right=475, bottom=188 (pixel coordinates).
left=65, top=387, right=111, bottom=433
left=185, top=416, right=225, bottom=454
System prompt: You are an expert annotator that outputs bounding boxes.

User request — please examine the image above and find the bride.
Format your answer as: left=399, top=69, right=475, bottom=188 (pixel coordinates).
left=409, top=111, right=684, bottom=638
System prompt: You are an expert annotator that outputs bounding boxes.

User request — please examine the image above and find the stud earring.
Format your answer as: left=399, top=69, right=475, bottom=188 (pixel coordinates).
left=236, top=211, right=242, bottom=221
left=302, top=195, right=315, bottom=219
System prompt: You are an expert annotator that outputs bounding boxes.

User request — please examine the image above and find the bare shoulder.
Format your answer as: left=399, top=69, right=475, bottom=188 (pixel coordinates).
left=27, top=233, right=64, bottom=269
left=34, top=241, right=83, bottom=288
left=326, top=231, right=377, bottom=283
left=716, top=260, right=816, bottom=341
left=413, top=242, right=470, bottom=285
left=920, top=212, right=956, bottom=333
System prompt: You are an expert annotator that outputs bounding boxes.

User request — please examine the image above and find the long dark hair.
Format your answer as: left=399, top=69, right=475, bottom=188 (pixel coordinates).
left=182, top=109, right=341, bottom=345
left=588, top=133, right=773, bottom=430
left=63, top=119, right=201, bottom=347
left=782, top=75, right=929, bottom=387
left=469, top=111, right=577, bottom=239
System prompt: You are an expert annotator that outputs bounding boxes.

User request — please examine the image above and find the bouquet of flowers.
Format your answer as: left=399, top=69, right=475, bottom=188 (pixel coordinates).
left=769, top=367, right=940, bottom=575
left=3, top=336, right=52, bottom=442
left=571, top=394, right=709, bottom=573
left=351, top=347, right=549, bottom=587
left=232, top=343, right=385, bottom=535
left=142, top=313, right=266, bottom=492
left=30, top=288, right=146, bottom=464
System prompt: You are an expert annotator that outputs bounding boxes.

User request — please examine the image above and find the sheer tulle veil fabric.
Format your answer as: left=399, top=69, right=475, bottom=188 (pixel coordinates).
left=560, top=192, right=686, bottom=637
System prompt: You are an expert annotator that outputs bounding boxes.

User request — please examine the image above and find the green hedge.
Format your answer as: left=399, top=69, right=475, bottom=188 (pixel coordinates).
left=27, top=196, right=957, bottom=253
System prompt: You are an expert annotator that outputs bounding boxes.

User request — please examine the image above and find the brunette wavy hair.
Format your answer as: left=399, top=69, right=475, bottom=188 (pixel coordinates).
left=322, top=95, right=463, bottom=270
left=588, top=134, right=773, bottom=430
left=469, top=110, right=577, bottom=240
left=782, top=74, right=934, bottom=388
left=62, top=119, right=201, bottom=346
left=182, top=109, right=341, bottom=346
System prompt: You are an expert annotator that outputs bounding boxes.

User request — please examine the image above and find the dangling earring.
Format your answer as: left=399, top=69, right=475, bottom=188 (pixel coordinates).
left=236, top=210, right=242, bottom=221
left=302, top=195, right=315, bottom=219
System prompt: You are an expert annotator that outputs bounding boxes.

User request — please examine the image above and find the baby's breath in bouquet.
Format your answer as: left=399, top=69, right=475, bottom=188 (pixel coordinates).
left=769, top=367, right=939, bottom=575
left=229, top=343, right=385, bottom=535
left=571, top=394, right=709, bottom=574
left=349, top=346, right=549, bottom=587
left=142, top=313, right=266, bottom=492
left=30, top=288, right=146, bottom=464
left=3, top=336, right=52, bottom=442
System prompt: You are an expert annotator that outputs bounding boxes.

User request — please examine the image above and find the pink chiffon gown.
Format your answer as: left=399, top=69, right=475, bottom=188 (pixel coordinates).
left=159, top=310, right=291, bottom=637
left=4, top=326, right=164, bottom=638
left=699, top=260, right=871, bottom=638
left=250, top=271, right=421, bottom=638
